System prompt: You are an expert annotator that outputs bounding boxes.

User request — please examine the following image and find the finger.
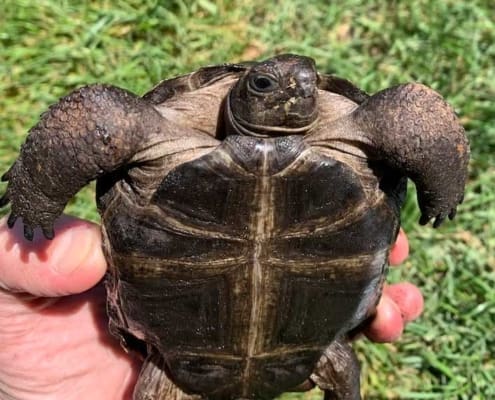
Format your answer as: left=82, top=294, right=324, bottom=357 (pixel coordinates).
left=389, top=228, right=409, bottom=266
left=383, top=282, right=424, bottom=322
left=0, top=215, right=106, bottom=297
left=364, top=292, right=404, bottom=343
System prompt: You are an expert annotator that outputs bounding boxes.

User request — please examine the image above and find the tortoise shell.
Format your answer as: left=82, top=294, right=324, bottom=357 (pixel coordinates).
left=0, top=54, right=469, bottom=400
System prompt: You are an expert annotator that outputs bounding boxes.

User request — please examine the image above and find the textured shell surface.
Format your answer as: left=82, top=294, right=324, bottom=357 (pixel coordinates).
left=0, top=53, right=469, bottom=399
left=101, top=63, right=401, bottom=399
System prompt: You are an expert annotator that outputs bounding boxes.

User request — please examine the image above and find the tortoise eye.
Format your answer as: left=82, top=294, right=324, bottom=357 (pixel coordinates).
left=249, top=74, right=278, bottom=93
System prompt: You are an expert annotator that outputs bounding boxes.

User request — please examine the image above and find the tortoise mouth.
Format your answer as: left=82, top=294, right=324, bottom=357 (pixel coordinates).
left=225, top=97, right=319, bottom=138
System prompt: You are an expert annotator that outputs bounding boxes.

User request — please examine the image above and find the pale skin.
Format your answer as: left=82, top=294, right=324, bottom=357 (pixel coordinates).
left=0, top=215, right=423, bottom=400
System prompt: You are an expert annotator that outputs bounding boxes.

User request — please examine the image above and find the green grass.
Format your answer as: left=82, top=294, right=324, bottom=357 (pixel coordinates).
left=1, top=1, right=494, bottom=399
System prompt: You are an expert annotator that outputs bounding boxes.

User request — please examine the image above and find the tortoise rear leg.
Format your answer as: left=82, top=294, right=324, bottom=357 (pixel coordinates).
left=134, top=352, right=203, bottom=400
left=310, top=339, right=361, bottom=400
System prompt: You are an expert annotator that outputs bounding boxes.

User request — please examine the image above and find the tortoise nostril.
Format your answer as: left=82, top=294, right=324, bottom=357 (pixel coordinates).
left=295, top=69, right=317, bottom=98
left=299, top=81, right=316, bottom=98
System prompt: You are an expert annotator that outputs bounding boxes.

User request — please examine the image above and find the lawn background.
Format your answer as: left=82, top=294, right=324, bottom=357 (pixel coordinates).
left=1, top=1, right=494, bottom=399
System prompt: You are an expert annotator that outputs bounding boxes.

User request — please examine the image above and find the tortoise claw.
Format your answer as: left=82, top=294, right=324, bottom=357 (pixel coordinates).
left=24, top=225, right=34, bottom=241
left=433, top=213, right=447, bottom=228
left=0, top=193, right=9, bottom=207
left=42, top=226, right=55, bottom=240
left=7, top=214, right=18, bottom=228
left=419, top=214, right=430, bottom=226
left=421, top=204, right=459, bottom=227
left=1, top=170, right=11, bottom=182
left=5, top=213, right=54, bottom=241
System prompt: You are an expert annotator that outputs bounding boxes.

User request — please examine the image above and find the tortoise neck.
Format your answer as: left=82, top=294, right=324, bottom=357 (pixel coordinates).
left=224, top=91, right=319, bottom=138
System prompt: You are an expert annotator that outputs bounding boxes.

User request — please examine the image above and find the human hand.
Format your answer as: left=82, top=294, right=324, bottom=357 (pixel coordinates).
left=0, top=215, right=138, bottom=400
left=0, top=216, right=422, bottom=400
left=363, top=228, right=424, bottom=342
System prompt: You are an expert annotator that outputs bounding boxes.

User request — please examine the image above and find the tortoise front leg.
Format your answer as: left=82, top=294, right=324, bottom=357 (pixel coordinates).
left=310, top=340, right=361, bottom=400
left=351, top=83, right=469, bottom=227
left=1, top=84, right=160, bottom=239
left=0, top=84, right=217, bottom=240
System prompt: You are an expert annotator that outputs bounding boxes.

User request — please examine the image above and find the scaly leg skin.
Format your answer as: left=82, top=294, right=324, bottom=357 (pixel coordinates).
left=310, top=340, right=361, bottom=400
left=0, top=84, right=219, bottom=240
left=134, top=352, right=203, bottom=400
left=351, top=83, right=469, bottom=227
left=310, top=83, right=469, bottom=228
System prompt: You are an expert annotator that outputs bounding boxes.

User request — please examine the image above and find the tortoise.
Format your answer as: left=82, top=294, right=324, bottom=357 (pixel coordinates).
left=0, top=54, right=469, bottom=399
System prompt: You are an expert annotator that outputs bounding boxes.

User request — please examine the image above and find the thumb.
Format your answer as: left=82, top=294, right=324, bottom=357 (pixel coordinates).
left=0, top=215, right=106, bottom=297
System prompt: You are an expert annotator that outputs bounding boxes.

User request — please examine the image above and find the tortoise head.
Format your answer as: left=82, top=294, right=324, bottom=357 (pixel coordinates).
left=227, top=54, right=319, bottom=137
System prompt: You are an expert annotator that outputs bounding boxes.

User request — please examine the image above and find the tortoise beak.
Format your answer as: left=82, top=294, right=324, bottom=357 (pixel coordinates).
left=298, top=78, right=316, bottom=98
left=295, top=68, right=317, bottom=98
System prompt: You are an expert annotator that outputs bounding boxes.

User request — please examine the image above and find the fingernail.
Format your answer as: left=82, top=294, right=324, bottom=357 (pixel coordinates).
left=49, top=225, right=100, bottom=275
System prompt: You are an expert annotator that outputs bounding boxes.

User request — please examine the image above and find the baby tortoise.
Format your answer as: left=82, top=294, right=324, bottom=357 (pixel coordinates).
left=0, top=54, right=469, bottom=399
